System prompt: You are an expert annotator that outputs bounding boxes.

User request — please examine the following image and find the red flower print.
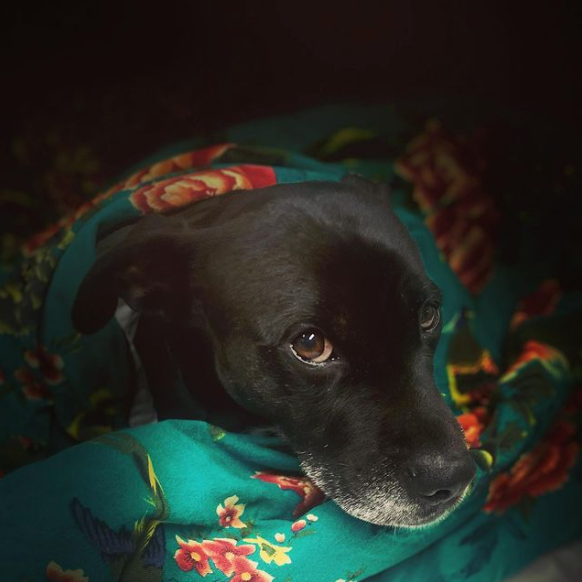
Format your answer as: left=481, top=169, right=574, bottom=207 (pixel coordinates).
left=202, top=538, right=256, bottom=576
left=428, top=204, right=496, bottom=292
left=252, top=472, right=325, bottom=518
left=501, top=340, right=568, bottom=383
left=484, top=418, right=579, bottom=514
left=21, top=148, right=270, bottom=254
left=45, top=561, right=88, bottom=582
left=129, top=165, right=277, bottom=214
left=395, top=120, right=499, bottom=294
left=22, top=221, right=64, bottom=255
left=484, top=383, right=582, bottom=515
left=291, top=519, right=307, bottom=533
left=230, top=556, right=274, bottom=582
left=22, top=194, right=107, bottom=255
left=14, top=368, right=51, bottom=401
left=174, top=536, right=213, bottom=576
left=395, top=120, right=488, bottom=211
left=457, top=410, right=486, bottom=448
left=510, top=280, right=562, bottom=331
left=24, top=345, right=64, bottom=385
left=109, top=144, right=235, bottom=195
left=216, top=495, right=247, bottom=528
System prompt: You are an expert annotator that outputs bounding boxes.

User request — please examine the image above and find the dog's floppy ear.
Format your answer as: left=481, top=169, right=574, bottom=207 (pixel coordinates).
left=341, top=173, right=391, bottom=199
left=72, top=213, right=193, bottom=334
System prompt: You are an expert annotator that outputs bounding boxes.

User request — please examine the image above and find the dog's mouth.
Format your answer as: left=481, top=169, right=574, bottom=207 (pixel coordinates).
left=299, top=453, right=471, bottom=528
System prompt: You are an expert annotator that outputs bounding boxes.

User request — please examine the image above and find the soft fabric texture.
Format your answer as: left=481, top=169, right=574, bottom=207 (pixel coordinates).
left=0, top=106, right=581, bottom=582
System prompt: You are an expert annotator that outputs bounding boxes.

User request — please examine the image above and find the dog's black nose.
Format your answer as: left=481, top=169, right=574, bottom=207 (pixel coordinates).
left=404, top=453, right=476, bottom=506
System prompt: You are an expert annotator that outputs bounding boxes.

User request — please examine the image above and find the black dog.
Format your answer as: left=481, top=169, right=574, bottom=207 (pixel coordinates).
left=72, top=174, right=476, bottom=527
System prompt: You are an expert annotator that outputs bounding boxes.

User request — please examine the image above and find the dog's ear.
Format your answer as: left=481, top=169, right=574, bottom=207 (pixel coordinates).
left=72, top=213, right=194, bottom=334
left=341, top=173, right=391, bottom=199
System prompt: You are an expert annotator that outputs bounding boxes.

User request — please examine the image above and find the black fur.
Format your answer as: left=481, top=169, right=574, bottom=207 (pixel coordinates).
left=73, top=175, right=475, bottom=527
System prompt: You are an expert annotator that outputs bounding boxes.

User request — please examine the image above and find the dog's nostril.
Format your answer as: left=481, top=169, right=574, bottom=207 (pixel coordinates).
left=419, top=489, right=454, bottom=502
left=404, top=453, right=476, bottom=506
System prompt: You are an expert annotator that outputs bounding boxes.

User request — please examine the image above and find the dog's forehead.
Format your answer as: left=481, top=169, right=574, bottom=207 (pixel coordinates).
left=202, top=190, right=434, bottom=342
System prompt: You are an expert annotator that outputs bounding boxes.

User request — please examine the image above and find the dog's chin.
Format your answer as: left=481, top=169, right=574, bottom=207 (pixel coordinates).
left=299, top=456, right=465, bottom=529
left=334, top=493, right=462, bottom=529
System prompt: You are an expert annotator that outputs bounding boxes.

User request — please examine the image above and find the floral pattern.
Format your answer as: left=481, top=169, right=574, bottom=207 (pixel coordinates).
left=107, top=144, right=235, bottom=195
left=24, top=345, right=64, bottom=385
left=20, top=144, right=236, bottom=256
left=457, top=410, right=487, bottom=449
left=442, top=284, right=581, bottom=521
left=173, top=537, right=277, bottom=582
left=175, top=537, right=213, bottom=576
left=230, top=560, right=273, bottom=582
left=171, top=487, right=297, bottom=580
left=243, top=536, right=292, bottom=566
left=510, top=279, right=562, bottom=331
left=1, top=111, right=581, bottom=582
left=217, top=495, right=247, bottom=528
left=484, top=386, right=582, bottom=514
left=291, top=519, right=307, bottom=533
left=14, top=367, right=51, bottom=401
left=201, top=538, right=256, bottom=576
left=395, top=120, right=499, bottom=293
left=501, top=340, right=568, bottom=384
left=129, top=165, right=277, bottom=214
left=45, top=561, right=89, bottom=582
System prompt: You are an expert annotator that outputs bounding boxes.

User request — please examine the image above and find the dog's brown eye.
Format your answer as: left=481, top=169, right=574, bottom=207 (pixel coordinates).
left=290, top=330, right=334, bottom=364
left=420, top=303, right=440, bottom=332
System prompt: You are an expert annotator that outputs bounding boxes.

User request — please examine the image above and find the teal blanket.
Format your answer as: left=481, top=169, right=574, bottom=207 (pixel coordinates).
left=1, top=106, right=581, bottom=582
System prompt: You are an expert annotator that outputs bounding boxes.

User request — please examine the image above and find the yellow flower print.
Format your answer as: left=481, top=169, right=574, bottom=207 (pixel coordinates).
left=244, top=536, right=292, bottom=566
left=217, top=495, right=246, bottom=528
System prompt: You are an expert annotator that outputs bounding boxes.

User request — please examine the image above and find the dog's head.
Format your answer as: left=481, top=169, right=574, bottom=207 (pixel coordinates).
left=73, top=175, right=475, bottom=527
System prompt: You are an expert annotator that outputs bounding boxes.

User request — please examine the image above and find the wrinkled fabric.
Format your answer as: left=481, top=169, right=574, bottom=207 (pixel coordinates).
left=0, top=106, right=581, bottom=582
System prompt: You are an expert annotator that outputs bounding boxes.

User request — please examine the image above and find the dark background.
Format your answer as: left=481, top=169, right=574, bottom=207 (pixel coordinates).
left=1, top=0, right=582, bottom=271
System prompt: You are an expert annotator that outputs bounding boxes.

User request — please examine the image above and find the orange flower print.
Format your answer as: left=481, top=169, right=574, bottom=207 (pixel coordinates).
left=22, top=222, right=63, bottom=255
left=501, top=340, right=568, bottom=384
left=108, top=144, right=235, bottom=195
left=291, top=519, right=307, bottom=533
left=395, top=120, right=489, bottom=212
left=395, top=120, right=499, bottom=294
left=252, top=472, right=325, bottom=518
left=510, top=280, right=562, bottom=331
left=130, top=165, right=277, bottom=214
left=14, top=368, right=51, bottom=401
left=174, top=536, right=213, bottom=576
left=24, top=345, right=64, bottom=385
left=202, top=538, right=256, bottom=576
left=428, top=204, right=496, bottom=293
left=217, top=495, right=247, bottom=528
left=230, top=556, right=274, bottom=582
left=45, top=561, right=88, bottom=582
left=21, top=144, right=237, bottom=255
left=457, top=410, right=486, bottom=448
left=484, top=419, right=580, bottom=514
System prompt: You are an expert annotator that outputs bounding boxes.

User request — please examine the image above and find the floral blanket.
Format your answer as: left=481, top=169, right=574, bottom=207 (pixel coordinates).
left=0, top=106, right=581, bottom=582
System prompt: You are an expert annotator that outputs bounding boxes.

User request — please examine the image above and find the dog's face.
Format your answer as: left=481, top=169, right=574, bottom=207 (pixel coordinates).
left=73, top=175, right=475, bottom=527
